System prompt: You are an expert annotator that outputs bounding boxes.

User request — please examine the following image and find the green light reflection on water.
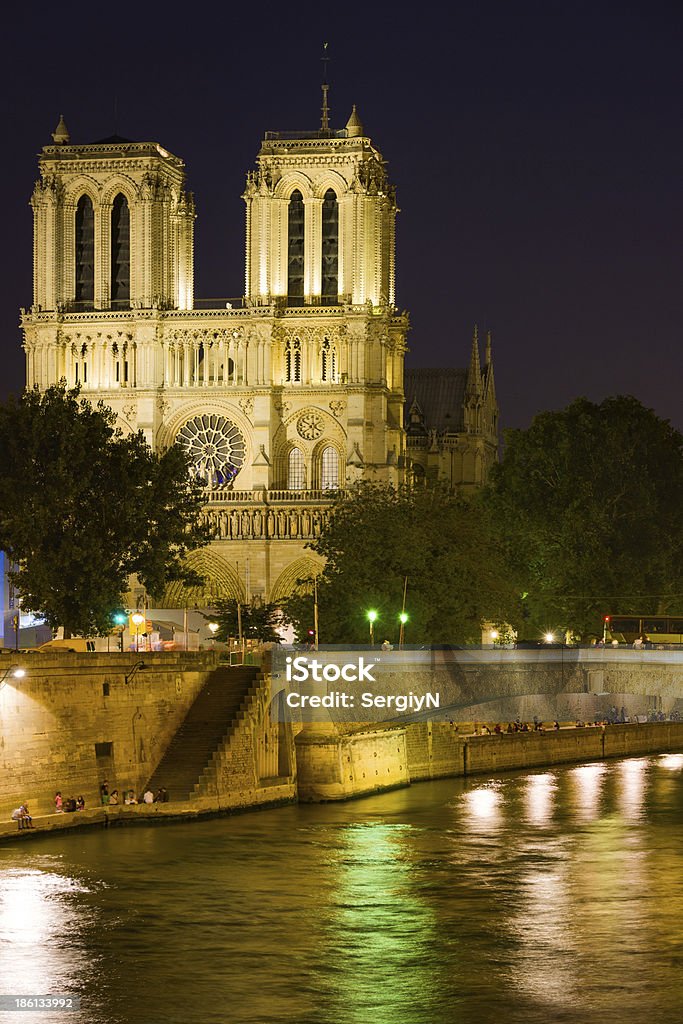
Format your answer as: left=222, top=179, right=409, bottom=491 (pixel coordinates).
left=321, top=821, right=440, bottom=1024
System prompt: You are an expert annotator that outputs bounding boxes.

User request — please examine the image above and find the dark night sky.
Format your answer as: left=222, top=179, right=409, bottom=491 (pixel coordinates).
left=0, top=4, right=680, bottom=432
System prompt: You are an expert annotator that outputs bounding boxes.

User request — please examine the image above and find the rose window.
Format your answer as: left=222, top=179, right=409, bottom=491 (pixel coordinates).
left=177, top=414, right=246, bottom=487
left=297, top=411, right=324, bottom=440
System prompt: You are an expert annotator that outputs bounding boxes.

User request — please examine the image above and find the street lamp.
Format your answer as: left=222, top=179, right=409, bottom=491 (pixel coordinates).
left=208, top=621, right=219, bottom=648
left=399, top=575, right=408, bottom=650
left=544, top=632, right=555, bottom=644
left=0, top=666, right=25, bottom=689
left=132, top=612, right=145, bottom=653
left=367, top=609, right=378, bottom=646
left=399, top=611, right=408, bottom=649
left=313, top=574, right=319, bottom=651
left=124, top=661, right=147, bottom=685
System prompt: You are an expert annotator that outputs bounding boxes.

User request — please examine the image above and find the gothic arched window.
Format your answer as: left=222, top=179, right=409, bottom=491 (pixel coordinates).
left=321, top=189, right=338, bottom=305
left=75, top=195, right=94, bottom=306
left=111, top=193, right=130, bottom=307
left=321, top=446, right=339, bottom=490
left=321, top=337, right=337, bottom=382
left=287, top=190, right=304, bottom=304
left=288, top=448, right=305, bottom=490
left=285, top=338, right=302, bottom=383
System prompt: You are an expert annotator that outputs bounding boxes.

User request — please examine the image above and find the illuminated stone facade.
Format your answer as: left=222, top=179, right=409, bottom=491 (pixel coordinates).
left=21, top=110, right=497, bottom=606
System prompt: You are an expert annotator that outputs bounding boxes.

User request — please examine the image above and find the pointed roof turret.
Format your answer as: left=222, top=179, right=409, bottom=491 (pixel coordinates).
left=51, top=114, right=70, bottom=145
left=466, top=325, right=482, bottom=397
left=320, top=41, right=331, bottom=131
left=346, top=105, right=364, bottom=138
left=484, top=330, right=496, bottom=400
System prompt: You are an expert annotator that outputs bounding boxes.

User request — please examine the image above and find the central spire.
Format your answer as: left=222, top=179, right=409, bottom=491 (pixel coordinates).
left=321, top=41, right=330, bottom=131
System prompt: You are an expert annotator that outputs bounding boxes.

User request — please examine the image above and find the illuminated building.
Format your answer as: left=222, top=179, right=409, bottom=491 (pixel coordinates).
left=21, top=106, right=497, bottom=605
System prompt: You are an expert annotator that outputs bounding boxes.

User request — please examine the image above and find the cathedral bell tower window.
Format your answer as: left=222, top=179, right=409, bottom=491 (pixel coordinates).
left=285, top=339, right=302, bottom=383
left=287, top=190, right=305, bottom=305
left=321, top=189, right=338, bottom=305
left=321, top=337, right=337, bottom=383
left=111, top=194, right=130, bottom=308
left=75, top=195, right=94, bottom=308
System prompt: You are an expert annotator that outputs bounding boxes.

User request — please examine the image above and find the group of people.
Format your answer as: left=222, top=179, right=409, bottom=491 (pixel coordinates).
left=477, top=718, right=554, bottom=735
left=100, top=780, right=169, bottom=806
left=10, top=781, right=170, bottom=831
left=476, top=716, right=627, bottom=734
left=54, top=792, right=85, bottom=813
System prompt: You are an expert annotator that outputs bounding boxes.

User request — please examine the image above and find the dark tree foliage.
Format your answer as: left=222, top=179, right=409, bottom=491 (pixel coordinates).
left=487, top=395, right=683, bottom=637
left=0, top=384, right=209, bottom=637
left=282, top=482, right=519, bottom=645
left=209, top=600, right=284, bottom=644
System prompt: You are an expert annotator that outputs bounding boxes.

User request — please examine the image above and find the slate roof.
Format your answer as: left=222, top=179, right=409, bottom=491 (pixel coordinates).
left=404, top=368, right=468, bottom=433
left=91, top=134, right=135, bottom=144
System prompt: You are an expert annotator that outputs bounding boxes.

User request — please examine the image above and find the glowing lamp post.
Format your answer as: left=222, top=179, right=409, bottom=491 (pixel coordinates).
left=367, top=610, right=378, bottom=646
left=0, top=666, right=25, bottom=689
left=208, top=621, right=219, bottom=648
left=544, top=632, right=555, bottom=645
left=132, top=612, right=145, bottom=653
left=399, top=611, right=408, bottom=649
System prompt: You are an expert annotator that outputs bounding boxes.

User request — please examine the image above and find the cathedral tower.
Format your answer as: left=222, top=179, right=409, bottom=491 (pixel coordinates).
left=30, top=118, right=194, bottom=318
left=21, top=110, right=410, bottom=607
left=244, top=105, right=396, bottom=309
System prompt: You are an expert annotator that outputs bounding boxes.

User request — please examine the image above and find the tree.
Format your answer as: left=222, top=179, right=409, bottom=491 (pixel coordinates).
left=0, top=384, right=209, bottom=637
left=208, top=599, right=284, bottom=644
left=282, top=482, right=519, bottom=645
left=487, top=395, right=683, bottom=637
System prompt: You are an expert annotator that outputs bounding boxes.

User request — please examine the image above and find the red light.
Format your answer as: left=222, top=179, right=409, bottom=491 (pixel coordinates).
left=604, top=616, right=610, bottom=622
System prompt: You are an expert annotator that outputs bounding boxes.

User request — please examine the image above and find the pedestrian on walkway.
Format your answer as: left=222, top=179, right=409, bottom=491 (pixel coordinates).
left=11, top=804, right=33, bottom=829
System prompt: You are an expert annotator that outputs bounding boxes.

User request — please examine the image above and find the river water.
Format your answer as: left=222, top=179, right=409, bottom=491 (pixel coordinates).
left=1, top=753, right=682, bottom=1024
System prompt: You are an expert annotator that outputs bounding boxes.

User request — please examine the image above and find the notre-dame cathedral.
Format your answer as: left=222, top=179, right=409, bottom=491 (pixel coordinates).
left=20, top=104, right=498, bottom=608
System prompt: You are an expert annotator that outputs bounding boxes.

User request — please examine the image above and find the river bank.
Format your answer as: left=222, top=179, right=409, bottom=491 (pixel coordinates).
left=4, top=721, right=683, bottom=844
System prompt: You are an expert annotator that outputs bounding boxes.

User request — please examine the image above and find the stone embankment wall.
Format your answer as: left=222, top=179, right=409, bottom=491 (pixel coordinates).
left=296, top=725, right=409, bottom=801
left=295, top=721, right=683, bottom=801
left=461, top=722, right=683, bottom=776
left=0, top=652, right=296, bottom=819
left=3, top=649, right=683, bottom=822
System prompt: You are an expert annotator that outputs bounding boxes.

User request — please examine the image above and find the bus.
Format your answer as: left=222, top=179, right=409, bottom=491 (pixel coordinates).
left=604, top=615, right=683, bottom=645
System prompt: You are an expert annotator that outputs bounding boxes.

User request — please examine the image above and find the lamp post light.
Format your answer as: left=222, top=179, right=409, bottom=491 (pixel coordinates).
left=399, top=611, right=408, bottom=650
left=208, top=621, right=219, bottom=648
left=0, top=665, right=25, bottom=689
left=367, top=609, right=378, bottom=646
left=131, top=612, right=145, bottom=653
left=399, top=575, right=408, bottom=650
left=313, top=574, right=319, bottom=651
left=124, top=661, right=146, bottom=685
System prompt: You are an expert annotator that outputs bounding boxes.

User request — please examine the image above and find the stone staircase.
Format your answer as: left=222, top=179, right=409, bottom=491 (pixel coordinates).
left=144, top=665, right=261, bottom=802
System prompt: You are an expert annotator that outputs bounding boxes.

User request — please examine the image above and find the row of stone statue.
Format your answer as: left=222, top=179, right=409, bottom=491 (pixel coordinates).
left=200, top=506, right=329, bottom=540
